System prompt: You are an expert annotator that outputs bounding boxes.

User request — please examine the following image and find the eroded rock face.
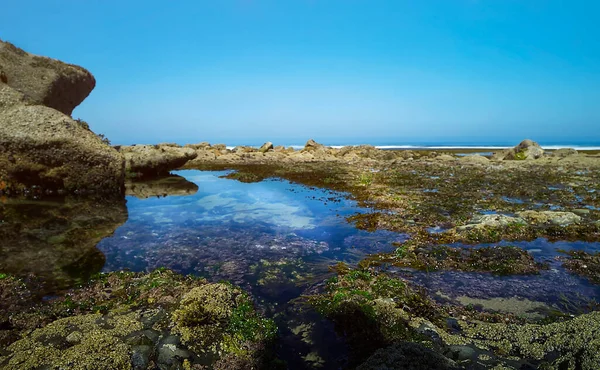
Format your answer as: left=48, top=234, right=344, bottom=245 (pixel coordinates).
left=0, top=90, right=124, bottom=196
left=118, top=144, right=197, bottom=177
left=0, top=42, right=124, bottom=197
left=0, top=40, right=95, bottom=116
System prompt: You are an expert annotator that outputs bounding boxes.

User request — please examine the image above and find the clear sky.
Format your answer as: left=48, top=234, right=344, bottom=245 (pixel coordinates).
left=1, top=0, right=599, bottom=146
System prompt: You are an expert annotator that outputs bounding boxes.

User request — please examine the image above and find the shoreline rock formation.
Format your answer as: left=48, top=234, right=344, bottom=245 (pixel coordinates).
left=0, top=40, right=124, bottom=197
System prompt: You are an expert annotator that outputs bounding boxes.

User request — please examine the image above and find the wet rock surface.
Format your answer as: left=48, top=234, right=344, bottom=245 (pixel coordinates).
left=0, top=270, right=277, bottom=370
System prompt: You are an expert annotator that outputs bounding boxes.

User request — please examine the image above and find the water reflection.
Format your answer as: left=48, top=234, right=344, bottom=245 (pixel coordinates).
left=125, top=174, right=199, bottom=199
left=98, top=170, right=402, bottom=296
left=0, top=197, right=127, bottom=293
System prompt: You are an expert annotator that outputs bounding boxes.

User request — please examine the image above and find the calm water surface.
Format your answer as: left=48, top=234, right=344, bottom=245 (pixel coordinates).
left=2, top=169, right=600, bottom=368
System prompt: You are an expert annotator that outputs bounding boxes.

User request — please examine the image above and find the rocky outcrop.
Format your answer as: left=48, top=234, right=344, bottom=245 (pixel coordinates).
left=118, top=144, right=197, bottom=177
left=258, top=141, right=273, bottom=153
left=0, top=41, right=124, bottom=196
left=0, top=40, right=95, bottom=116
left=493, top=139, right=545, bottom=161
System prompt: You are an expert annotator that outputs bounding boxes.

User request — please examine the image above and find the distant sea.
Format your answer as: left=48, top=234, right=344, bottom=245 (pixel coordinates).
left=223, top=143, right=600, bottom=151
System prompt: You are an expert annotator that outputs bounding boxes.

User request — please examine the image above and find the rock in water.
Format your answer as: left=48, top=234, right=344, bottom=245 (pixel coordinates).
left=119, top=144, right=198, bottom=177
left=0, top=39, right=95, bottom=116
left=0, top=41, right=124, bottom=196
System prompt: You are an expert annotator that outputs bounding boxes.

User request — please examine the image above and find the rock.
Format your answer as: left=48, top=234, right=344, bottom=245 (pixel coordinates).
left=552, top=148, right=578, bottom=158
left=0, top=42, right=124, bottom=196
left=517, top=210, right=581, bottom=226
left=357, top=342, right=459, bottom=370
left=458, top=214, right=525, bottom=231
left=212, top=143, right=227, bottom=151
left=184, top=142, right=211, bottom=150
left=304, top=139, right=325, bottom=151
left=572, top=208, right=591, bottom=216
left=503, top=139, right=545, bottom=160
left=0, top=90, right=125, bottom=195
left=0, top=39, right=95, bottom=116
left=436, top=154, right=456, bottom=161
left=259, top=141, right=274, bottom=153
left=459, top=154, right=489, bottom=164
left=119, top=144, right=197, bottom=177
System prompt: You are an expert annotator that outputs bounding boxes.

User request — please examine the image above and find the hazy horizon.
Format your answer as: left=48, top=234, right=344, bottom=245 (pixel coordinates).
left=2, top=1, right=598, bottom=145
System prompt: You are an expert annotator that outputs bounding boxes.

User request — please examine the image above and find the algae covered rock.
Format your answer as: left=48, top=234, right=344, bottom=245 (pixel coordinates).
left=496, top=139, right=545, bottom=161
left=173, top=283, right=277, bottom=359
left=0, top=270, right=278, bottom=370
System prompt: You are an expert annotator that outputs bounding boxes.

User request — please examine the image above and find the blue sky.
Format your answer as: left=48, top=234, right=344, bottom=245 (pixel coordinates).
left=1, top=0, right=599, bottom=145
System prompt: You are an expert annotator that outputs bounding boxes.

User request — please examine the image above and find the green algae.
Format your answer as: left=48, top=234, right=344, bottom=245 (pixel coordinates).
left=560, top=250, right=600, bottom=284
left=0, top=269, right=278, bottom=369
left=172, top=283, right=276, bottom=359
left=384, top=244, right=547, bottom=275
left=2, top=312, right=142, bottom=370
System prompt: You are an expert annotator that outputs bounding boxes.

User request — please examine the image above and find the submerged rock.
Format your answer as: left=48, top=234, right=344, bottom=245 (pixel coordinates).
left=119, top=144, right=197, bottom=177
left=0, top=41, right=124, bottom=196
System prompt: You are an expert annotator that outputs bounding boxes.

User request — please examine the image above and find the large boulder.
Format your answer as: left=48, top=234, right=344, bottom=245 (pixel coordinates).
left=494, top=139, right=545, bottom=161
left=0, top=39, right=95, bottom=116
left=119, top=144, right=197, bottom=177
left=0, top=86, right=124, bottom=196
left=0, top=42, right=124, bottom=197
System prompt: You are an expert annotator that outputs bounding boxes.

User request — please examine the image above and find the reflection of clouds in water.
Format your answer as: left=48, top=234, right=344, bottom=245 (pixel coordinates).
left=194, top=191, right=314, bottom=229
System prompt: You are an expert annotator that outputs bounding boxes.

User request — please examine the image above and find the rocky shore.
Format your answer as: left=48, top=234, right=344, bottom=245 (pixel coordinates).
left=2, top=40, right=600, bottom=369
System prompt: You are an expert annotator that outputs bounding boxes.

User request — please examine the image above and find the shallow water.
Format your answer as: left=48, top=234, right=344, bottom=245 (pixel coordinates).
left=2, top=169, right=600, bottom=368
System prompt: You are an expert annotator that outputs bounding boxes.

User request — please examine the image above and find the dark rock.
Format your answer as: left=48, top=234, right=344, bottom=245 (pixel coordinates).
left=357, top=342, right=459, bottom=370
